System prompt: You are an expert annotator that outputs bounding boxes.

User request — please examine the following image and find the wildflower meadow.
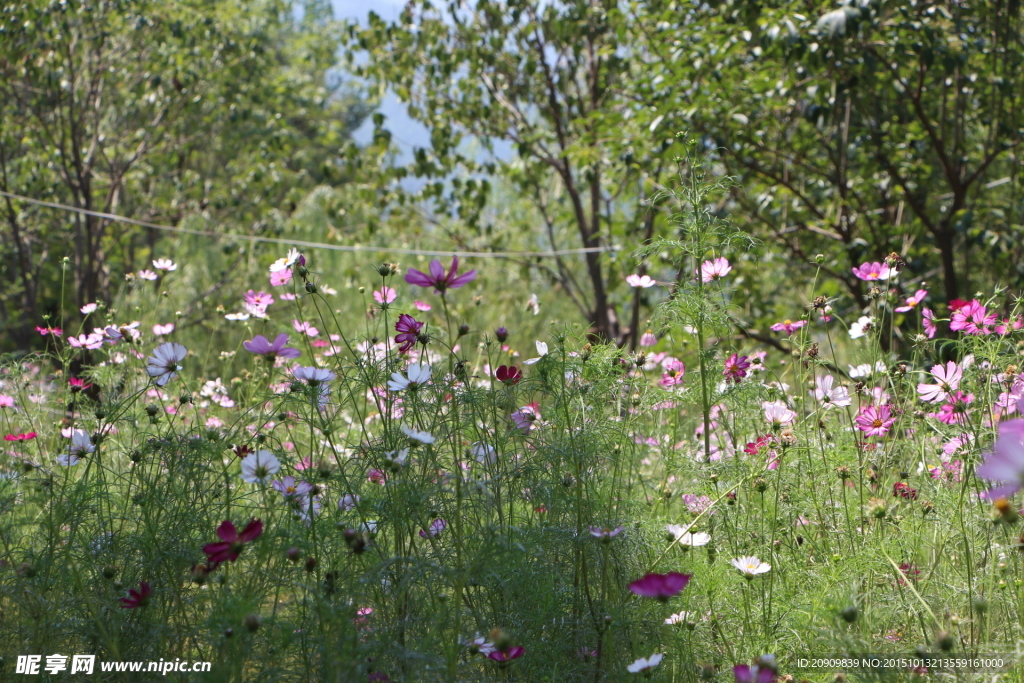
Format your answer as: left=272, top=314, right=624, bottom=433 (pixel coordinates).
left=3, top=1, right=1024, bottom=681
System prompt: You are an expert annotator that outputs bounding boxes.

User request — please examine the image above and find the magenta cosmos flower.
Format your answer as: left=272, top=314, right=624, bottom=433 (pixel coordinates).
left=922, top=308, right=938, bottom=338
left=202, top=519, right=263, bottom=568
left=628, top=572, right=691, bottom=601
left=405, top=256, right=476, bottom=293
left=733, top=663, right=777, bottom=683
left=488, top=647, right=525, bottom=663
left=950, top=299, right=996, bottom=335
left=769, top=319, right=806, bottom=335
left=851, top=261, right=893, bottom=281
left=978, top=419, right=1024, bottom=499
left=120, top=581, right=151, bottom=609
left=723, top=353, right=750, bottom=383
left=660, top=359, right=685, bottom=387
left=244, top=333, right=301, bottom=359
left=855, top=404, right=896, bottom=437
left=395, top=314, right=424, bottom=354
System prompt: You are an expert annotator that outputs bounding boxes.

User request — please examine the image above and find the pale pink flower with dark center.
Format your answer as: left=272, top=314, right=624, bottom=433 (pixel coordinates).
left=404, top=256, right=476, bottom=293
left=245, top=290, right=274, bottom=309
left=917, top=361, right=962, bottom=403
left=137, top=269, right=158, bottom=281
left=929, top=391, right=973, bottom=425
left=996, top=317, right=1023, bottom=335
left=895, top=289, right=927, bottom=313
left=762, top=400, right=796, bottom=427
left=146, top=342, right=187, bottom=386
left=851, top=261, right=892, bottom=281
left=855, top=404, right=896, bottom=437
left=270, top=269, right=292, bottom=286
left=588, top=525, right=625, bottom=541
left=292, top=320, right=319, bottom=337
left=812, top=375, right=851, bottom=409
left=700, top=257, right=731, bottom=283
left=244, top=333, right=301, bottom=359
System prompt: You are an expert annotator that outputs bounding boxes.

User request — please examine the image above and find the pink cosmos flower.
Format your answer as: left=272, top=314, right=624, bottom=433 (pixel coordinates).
left=293, top=320, right=319, bottom=337
left=35, top=325, right=62, bottom=336
left=146, top=342, right=187, bottom=386
left=640, top=331, right=657, bottom=347
left=855, top=404, right=896, bottom=437
left=152, top=258, right=177, bottom=271
left=996, top=317, right=1023, bottom=335
left=404, top=256, right=476, bottom=293
left=419, top=519, right=448, bottom=538
left=120, top=581, right=151, bottom=609
left=895, top=289, right=927, bottom=313
left=292, top=366, right=336, bottom=384
left=202, top=519, right=263, bottom=569
left=152, top=323, right=175, bottom=336
left=851, top=261, right=892, bottom=281
left=245, top=290, right=274, bottom=308
left=701, top=257, right=732, bottom=283
left=511, top=403, right=540, bottom=433
left=917, top=361, right=962, bottom=403
left=978, top=418, right=1024, bottom=499
left=950, top=300, right=996, bottom=335
left=723, top=354, right=751, bottom=383
left=929, top=391, right=974, bottom=425
left=733, top=663, right=776, bottom=683
left=626, top=274, right=656, bottom=288
left=770, top=319, right=806, bottom=335
left=272, top=476, right=313, bottom=499
left=374, top=286, right=397, bottom=304
left=682, top=494, right=714, bottom=514
left=414, top=300, right=432, bottom=311
left=395, top=314, right=423, bottom=354
left=628, top=572, right=691, bottom=601
left=244, top=333, right=301, bottom=359
left=922, top=308, right=937, bottom=338
left=80, top=302, right=98, bottom=314
left=660, top=360, right=686, bottom=387
left=270, top=268, right=292, bottom=286
left=68, top=333, right=105, bottom=349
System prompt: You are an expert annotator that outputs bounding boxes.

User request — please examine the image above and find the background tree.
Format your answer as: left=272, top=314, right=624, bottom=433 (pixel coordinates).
left=0, top=0, right=370, bottom=348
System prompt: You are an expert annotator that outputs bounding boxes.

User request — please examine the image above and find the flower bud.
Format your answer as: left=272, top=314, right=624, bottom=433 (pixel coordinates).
left=495, top=327, right=509, bottom=343
left=243, top=614, right=261, bottom=633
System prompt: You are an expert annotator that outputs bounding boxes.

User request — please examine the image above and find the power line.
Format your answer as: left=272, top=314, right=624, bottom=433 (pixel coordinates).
left=0, top=189, right=617, bottom=259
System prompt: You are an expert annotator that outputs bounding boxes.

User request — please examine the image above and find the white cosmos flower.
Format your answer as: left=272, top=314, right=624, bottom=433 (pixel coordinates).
left=338, top=493, right=360, bottom=511
left=523, top=340, right=549, bottom=365
left=627, top=653, right=664, bottom=673
left=225, top=312, right=251, bottom=321
left=152, top=258, right=177, bottom=271
left=146, top=342, right=187, bottom=386
left=269, top=248, right=303, bottom=273
left=58, top=429, right=95, bottom=466
left=731, top=555, right=772, bottom=577
left=471, top=441, right=496, bottom=466
left=666, top=524, right=711, bottom=547
left=401, top=424, right=435, bottom=444
left=388, top=363, right=432, bottom=391
left=849, top=315, right=875, bottom=339
left=240, top=449, right=282, bottom=484
left=664, top=611, right=692, bottom=625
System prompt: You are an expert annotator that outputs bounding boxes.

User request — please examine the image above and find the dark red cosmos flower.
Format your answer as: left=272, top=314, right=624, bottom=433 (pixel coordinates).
left=4, top=432, right=37, bottom=442
left=404, top=256, right=476, bottom=293
left=394, top=314, right=424, bottom=354
left=487, top=647, right=525, bottom=663
left=893, top=482, right=918, bottom=500
left=202, top=519, right=263, bottom=568
left=120, top=581, right=151, bottom=609
left=628, top=572, right=691, bottom=601
left=495, top=365, right=522, bottom=385
left=948, top=299, right=970, bottom=312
